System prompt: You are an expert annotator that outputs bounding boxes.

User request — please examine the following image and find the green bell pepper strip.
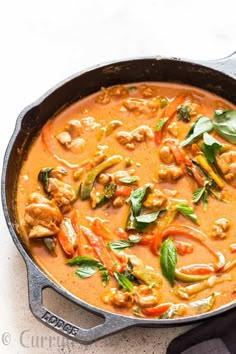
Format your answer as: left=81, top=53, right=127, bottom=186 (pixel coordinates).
left=80, top=155, right=122, bottom=200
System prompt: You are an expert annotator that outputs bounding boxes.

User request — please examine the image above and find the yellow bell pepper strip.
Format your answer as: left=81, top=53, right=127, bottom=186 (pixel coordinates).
left=174, top=269, right=212, bottom=283
left=57, top=217, right=78, bottom=258
left=195, top=155, right=224, bottom=189
left=80, top=155, right=122, bottom=200
left=175, top=274, right=231, bottom=299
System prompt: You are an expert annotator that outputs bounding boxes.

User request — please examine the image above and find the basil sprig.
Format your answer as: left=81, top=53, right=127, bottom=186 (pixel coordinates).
left=114, top=271, right=134, bottom=292
left=176, top=203, right=199, bottom=225
left=181, top=117, right=213, bottom=147
left=108, top=235, right=141, bottom=252
left=67, top=256, right=109, bottom=286
left=203, top=132, right=222, bottom=163
left=119, top=176, right=139, bottom=184
left=213, top=110, right=236, bottom=144
left=160, top=238, right=177, bottom=286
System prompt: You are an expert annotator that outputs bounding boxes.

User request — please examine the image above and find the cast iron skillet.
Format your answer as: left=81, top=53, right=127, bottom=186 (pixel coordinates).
left=2, top=52, right=236, bottom=344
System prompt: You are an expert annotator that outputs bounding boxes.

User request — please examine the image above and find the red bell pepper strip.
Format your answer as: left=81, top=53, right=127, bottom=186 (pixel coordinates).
left=152, top=224, right=225, bottom=271
left=114, top=185, right=132, bottom=197
left=141, top=303, right=172, bottom=317
left=57, top=217, right=78, bottom=258
left=154, top=95, right=186, bottom=144
left=174, top=240, right=193, bottom=255
left=80, top=226, right=119, bottom=273
left=90, top=218, right=114, bottom=241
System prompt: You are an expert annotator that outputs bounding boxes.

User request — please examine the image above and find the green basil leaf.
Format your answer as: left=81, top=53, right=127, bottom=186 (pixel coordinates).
left=160, top=238, right=177, bottom=286
left=108, top=240, right=133, bottom=252
left=177, top=104, right=192, bottom=122
left=108, top=235, right=141, bottom=252
left=128, top=184, right=151, bottom=216
left=128, top=235, right=141, bottom=243
left=67, top=256, right=100, bottom=267
left=135, top=209, right=166, bottom=232
left=135, top=210, right=164, bottom=224
left=97, top=263, right=109, bottom=286
left=181, top=117, right=213, bottom=147
left=67, top=256, right=109, bottom=286
left=114, top=271, right=134, bottom=292
left=104, top=183, right=117, bottom=198
left=74, top=266, right=97, bottom=279
left=203, top=132, right=222, bottom=163
left=155, top=117, right=169, bottom=132
left=38, top=167, right=53, bottom=192
left=176, top=203, right=199, bottom=225
left=119, top=176, right=139, bottom=184
left=192, top=186, right=206, bottom=203
left=213, top=110, right=236, bottom=144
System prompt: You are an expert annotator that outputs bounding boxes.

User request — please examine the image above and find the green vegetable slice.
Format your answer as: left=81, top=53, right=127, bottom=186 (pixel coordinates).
left=181, top=116, right=213, bottom=147
left=160, top=238, right=177, bottom=286
left=176, top=203, right=199, bottom=225
left=114, top=271, right=134, bottom=292
left=108, top=235, right=141, bottom=252
left=213, top=109, right=236, bottom=144
left=67, top=256, right=109, bottom=286
left=203, top=132, right=222, bottom=163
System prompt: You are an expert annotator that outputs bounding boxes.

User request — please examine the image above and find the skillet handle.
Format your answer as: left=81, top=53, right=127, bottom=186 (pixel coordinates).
left=26, top=260, right=136, bottom=344
left=194, top=51, right=236, bottom=78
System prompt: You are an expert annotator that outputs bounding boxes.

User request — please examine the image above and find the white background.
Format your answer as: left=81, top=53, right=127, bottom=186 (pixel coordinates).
left=0, top=1, right=235, bottom=353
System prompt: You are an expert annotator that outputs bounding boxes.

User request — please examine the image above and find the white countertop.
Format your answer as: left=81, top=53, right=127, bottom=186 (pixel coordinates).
left=1, top=1, right=235, bottom=353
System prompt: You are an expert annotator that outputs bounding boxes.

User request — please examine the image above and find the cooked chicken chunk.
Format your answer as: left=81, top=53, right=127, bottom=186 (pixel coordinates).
left=116, top=125, right=154, bottom=149
left=143, top=188, right=167, bottom=208
left=212, top=218, right=230, bottom=239
left=158, top=165, right=183, bottom=182
left=56, top=131, right=72, bottom=148
left=25, top=193, right=62, bottom=239
left=47, top=178, right=76, bottom=207
left=159, top=145, right=174, bottom=164
left=216, top=151, right=236, bottom=187
left=65, top=119, right=83, bottom=138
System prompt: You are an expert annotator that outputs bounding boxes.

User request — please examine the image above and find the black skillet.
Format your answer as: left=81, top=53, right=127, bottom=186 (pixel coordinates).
left=2, top=52, right=236, bottom=344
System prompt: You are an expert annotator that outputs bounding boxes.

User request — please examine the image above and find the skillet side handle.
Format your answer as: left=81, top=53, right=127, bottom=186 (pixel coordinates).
left=26, top=262, right=136, bottom=344
left=194, top=51, right=236, bottom=78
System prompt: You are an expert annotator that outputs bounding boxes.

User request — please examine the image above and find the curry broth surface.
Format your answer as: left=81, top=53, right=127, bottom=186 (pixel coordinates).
left=16, top=82, right=236, bottom=318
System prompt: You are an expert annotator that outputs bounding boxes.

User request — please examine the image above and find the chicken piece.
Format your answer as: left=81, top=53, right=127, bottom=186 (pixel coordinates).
left=116, top=131, right=133, bottom=145
left=159, top=145, right=174, bottom=164
left=216, top=151, right=236, bottom=187
left=123, top=98, right=149, bottom=114
left=65, top=119, right=82, bottom=138
left=212, top=218, right=230, bottom=239
left=108, top=85, right=127, bottom=98
left=131, top=126, right=154, bottom=142
left=133, top=285, right=160, bottom=308
left=158, top=165, right=183, bottom=183
left=143, top=188, right=167, bottom=208
left=25, top=193, right=62, bottom=239
left=56, top=131, right=72, bottom=148
left=95, top=88, right=111, bottom=105
left=81, top=117, right=100, bottom=130
left=142, top=86, right=155, bottom=98
left=47, top=178, right=76, bottom=207
left=116, top=125, right=154, bottom=148
left=103, top=288, right=133, bottom=308
left=69, top=137, right=86, bottom=153
left=167, top=122, right=179, bottom=137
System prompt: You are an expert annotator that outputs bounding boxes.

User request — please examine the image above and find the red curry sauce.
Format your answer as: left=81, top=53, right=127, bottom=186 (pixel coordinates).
left=16, top=83, right=236, bottom=319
